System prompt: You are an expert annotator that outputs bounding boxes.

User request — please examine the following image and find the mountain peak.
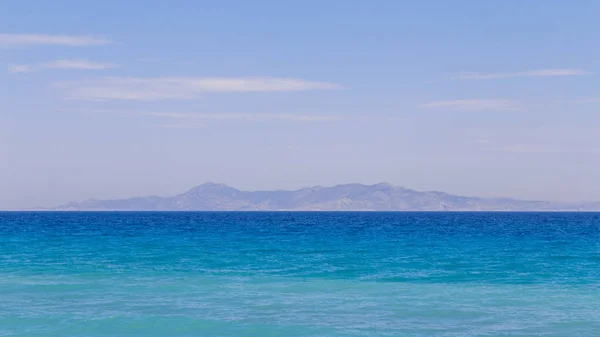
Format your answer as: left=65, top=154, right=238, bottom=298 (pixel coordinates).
left=184, top=183, right=238, bottom=194
left=53, top=182, right=600, bottom=211
left=199, top=182, right=230, bottom=188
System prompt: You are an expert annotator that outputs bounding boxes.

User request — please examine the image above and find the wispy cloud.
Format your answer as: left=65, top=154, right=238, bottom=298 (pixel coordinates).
left=44, top=59, right=116, bottom=70
left=494, top=144, right=600, bottom=155
left=55, top=77, right=344, bottom=101
left=471, top=126, right=600, bottom=155
left=473, top=139, right=491, bottom=145
left=498, top=144, right=561, bottom=154
left=0, top=33, right=111, bottom=46
left=577, top=98, right=600, bottom=103
left=59, top=108, right=410, bottom=125
left=419, top=99, right=519, bottom=111
left=59, top=108, right=341, bottom=122
left=451, top=69, right=590, bottom=80
left=474, top=140, right=565, bottom=154
left=156, top=122, right=206, bottom=129
left=9, top=59, right=116, bottom=73
left=9, top=65, right=33, bottom=73
left=145, top=112, right=340, bottom=122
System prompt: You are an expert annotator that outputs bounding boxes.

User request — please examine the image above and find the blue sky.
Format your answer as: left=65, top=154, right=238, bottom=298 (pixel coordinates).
left=2, top=1, right=600, bottom=208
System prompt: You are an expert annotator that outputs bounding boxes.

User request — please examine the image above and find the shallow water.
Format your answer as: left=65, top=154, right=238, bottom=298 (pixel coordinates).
left=1, top=212, right=599, bottom=336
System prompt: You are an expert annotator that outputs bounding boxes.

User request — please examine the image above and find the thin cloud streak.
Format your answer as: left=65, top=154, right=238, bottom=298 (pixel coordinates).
left=9, top=59, right=116, bottom=73
left=499, top=144, right=562, bottom=154
left=156, top=123, right=206, bottom=129
left=0, top=33, right=111, bottom=46
left=58, top=108, right=342, bottom=122
left=55, top=77, right=344, bottom=101
left=59, top=108, right=408, bottom=123
left=8, top=65, right=32, bottom=73
left=577, top=98, right=600, bottom=103
left=419, top=99, right=519, bottom=111
left=474, top=140, right=567, bottom=154
left=44, top=59, right=116, bottom=70
left=452, top=69, right=590, bottom=80
left=493, top=144, right=600, bottom=155
left=143, top=112, right=341, bottom=122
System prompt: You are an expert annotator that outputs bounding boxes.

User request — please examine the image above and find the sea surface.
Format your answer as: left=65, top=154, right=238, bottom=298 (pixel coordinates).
left=1, top=212, right=599, bottom=336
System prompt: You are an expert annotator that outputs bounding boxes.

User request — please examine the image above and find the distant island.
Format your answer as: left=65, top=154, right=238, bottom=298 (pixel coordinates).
left=51, top=182, right=600, bottom=211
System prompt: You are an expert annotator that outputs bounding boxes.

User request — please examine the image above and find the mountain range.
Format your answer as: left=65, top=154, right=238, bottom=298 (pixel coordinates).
left=54, top=183, right=600, bottom=211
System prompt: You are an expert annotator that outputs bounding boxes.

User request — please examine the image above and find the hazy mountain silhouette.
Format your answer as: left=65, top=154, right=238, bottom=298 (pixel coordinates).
left=54, top=183, right=600, bottom=211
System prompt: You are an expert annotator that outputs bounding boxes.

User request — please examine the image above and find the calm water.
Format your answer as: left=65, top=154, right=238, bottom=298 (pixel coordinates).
left=1, top=212, right=599, bottom=336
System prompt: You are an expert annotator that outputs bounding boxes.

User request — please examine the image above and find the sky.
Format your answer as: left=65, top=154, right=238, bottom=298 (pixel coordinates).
left=2, top=0, right=600, bottom=208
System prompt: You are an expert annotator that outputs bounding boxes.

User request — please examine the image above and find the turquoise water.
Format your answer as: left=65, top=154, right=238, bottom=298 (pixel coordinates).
left=1, top=212, right=599, bottom=336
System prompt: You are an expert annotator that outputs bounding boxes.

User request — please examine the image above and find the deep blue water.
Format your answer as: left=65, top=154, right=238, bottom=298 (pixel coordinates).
left=1, top=212, right=599, bottom=336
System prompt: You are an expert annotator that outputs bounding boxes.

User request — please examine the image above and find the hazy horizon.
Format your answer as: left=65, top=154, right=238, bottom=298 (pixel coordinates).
left=3, top=1, right=600, bottom=208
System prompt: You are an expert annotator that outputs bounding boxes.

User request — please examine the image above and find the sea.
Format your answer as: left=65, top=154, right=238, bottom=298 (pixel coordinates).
left=1, top=212, right=599, bottom=336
